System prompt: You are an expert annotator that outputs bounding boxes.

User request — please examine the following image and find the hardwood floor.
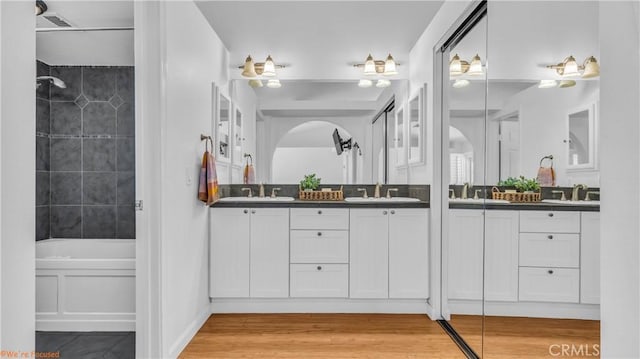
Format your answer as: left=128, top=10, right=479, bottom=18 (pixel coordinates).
left=449, top=315, right=601, bottom=359
left=179, top=314, right=465, bottom=358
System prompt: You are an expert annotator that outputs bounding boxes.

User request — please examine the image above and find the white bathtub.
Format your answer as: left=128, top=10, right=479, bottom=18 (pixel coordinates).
left=36, top=238, right=135, bottom=331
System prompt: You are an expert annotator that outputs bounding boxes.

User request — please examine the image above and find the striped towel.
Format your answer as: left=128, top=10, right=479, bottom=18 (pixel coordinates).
left=198, top=151, right=219, bottom=205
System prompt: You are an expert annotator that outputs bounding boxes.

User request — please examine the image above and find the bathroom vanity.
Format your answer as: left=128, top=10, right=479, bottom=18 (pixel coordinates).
left=446, top=202, right=600, bottom=320
left=209, top=200, right=430, bottom=313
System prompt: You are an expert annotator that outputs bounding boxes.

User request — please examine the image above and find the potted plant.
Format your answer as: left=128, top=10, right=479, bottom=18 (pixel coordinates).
left=300, top=174, right=321, bottom=191
left=514, top=176, right=540, bottom=193
left=497, top=177, right=520, bottom=193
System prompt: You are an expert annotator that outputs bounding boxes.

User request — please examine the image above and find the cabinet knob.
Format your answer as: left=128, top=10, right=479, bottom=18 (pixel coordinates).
left=390, top=210, right=396, bottom=215
left=317, top=232, right=322, bottom=237
left=243, top=209, right=248, bottom=214
left=383, top=210, right=388, bottom=215
left=251, top=210, right=256, bottom=214
left=547, top=235, right=554, bottom=239
left=548, top=270, right=554, bottom=274
left=318, top=210, right=323, bottom=215
left=317, top=266, right=322, bottom=271
left=548, top=213, right=554, bottom=217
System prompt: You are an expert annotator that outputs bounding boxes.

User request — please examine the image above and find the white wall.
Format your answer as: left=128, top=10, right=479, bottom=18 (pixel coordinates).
left=272, top=147, right=345, bottom=184
left=0, top=0, right=36, bottom=352
left=599, top=2, right=640, bottom=358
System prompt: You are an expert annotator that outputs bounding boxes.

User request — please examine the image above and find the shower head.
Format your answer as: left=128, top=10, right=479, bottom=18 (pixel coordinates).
left=36, top=76, right=66, bottom=89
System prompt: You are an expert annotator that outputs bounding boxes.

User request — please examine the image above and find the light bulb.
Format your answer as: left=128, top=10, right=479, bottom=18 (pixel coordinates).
left=581, top=56, right=600, bottom=78
left=449, top=54, right=463, bottom=77
left=562, top=56, right=579, bottom=77
left=262, top=55, right=276, bottom=77
left=266, top=79, right=281, bottom=88
left=241, top=55, right=257, bottom=78
left=538, top=80, right=558, bottom=89
left=376, top=79, right=391, bottom=88
left=358, top=79, right=373, bottom=88
left=364, top=54, right=376, bottom=76
left=383, top=54, right=398, bottom=76
left=468, top=54, right=483, bottom=76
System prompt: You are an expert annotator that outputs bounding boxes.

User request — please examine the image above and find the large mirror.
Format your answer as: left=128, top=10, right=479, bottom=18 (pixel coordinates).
left=246, top=79, right=411, bottom=184
left=233, top=106, right=243, bottom=165
left=408, top=89, right=424, bottom=164
left=568, top=105, right=596, bottom=170
left=218, top=94, right=231, bottom=162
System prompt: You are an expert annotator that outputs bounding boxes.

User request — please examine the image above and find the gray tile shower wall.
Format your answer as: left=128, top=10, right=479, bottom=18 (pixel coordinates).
left=35, top=61, right=135, bottom=240
left=36, top=61, right=51, bottom=240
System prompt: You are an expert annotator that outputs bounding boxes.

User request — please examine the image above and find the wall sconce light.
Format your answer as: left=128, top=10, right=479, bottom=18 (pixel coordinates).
left=354, top=53, right=399, bottom=88
left=546, top=55, right=599, bottom=78
left=452, top=79, right=470, bottom=88
left=239, top=55, right=286, bottom=88
left=449, top=53, right=484, bottom=77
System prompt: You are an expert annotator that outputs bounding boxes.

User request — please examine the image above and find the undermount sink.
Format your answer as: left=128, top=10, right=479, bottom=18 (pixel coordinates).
left=218, top=196, right=295, bottom=202
left=344, top=197, right=421, bottom=203
left=541, top=199, right=600, bottom=206
left=450, top=198, right=510, bottom=204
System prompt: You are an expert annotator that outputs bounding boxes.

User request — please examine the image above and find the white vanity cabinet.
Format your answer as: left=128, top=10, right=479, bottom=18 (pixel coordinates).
left=448, top=210, right=519, bottom=302
left=210, top=207, right=289, bottom=298
left=581, top=212, right=600, bottom=304
left=519, top=211, right=581, bottom=303
left=350, top=208, right=429, bottom=299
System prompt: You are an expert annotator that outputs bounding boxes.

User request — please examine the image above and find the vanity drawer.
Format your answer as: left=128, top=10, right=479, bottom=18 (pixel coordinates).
left=520, top=211, right=580, bottom=233
left=290, top=264, right=349, bottom=298
left=519, top=267, right=579, bottom=303
left=519, top=233, right=579, bottom=268
left=290, top=208, right=349, bottom=230
left=290, top=230, right=349, bottom=263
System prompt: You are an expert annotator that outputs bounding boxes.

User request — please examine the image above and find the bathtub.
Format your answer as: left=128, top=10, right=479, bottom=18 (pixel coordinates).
left=36, top=238, right=135, bottom=331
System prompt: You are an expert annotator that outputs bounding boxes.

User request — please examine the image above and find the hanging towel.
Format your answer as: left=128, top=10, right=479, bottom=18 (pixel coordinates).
left=536, top=155, right=556, bottom=187
left=198, top=150, right=219, bottom=205
left=243, top=163, right=255, bottom=184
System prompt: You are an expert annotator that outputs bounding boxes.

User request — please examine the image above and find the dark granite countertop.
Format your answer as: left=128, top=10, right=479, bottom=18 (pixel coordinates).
left=449, top=202, right=600, bottom=212
left=211, top=199, right=430, bottom=209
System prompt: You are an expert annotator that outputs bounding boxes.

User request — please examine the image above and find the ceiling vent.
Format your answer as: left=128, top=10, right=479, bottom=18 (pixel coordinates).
left=42, top=13, right=74, bottom=27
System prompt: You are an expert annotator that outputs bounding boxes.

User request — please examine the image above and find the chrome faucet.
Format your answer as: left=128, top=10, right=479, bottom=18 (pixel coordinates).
left=461, top=183, right=470, bottom=199
left=374, top=182, right=382, bottom=198
left=357, top=188, right=369, bottom=198
left=386, top=188, right=398, bottom=199
left=270, top=187, right=281, bottom=198
left=571, top=184, right=588, bottom=201
left=241, top=187, right=253, bottom=198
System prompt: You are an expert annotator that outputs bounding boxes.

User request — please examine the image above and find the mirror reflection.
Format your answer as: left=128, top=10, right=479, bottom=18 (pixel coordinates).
left=218, top=95, right=231, bottom=161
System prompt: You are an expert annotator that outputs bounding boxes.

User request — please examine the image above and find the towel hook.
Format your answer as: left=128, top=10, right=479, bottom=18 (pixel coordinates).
left=200, top=134, right=213, bottom=153
left=243, top=153, right=253, bottom=165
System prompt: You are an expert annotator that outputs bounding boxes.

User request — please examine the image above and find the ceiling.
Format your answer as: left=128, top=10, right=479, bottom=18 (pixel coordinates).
left=196, top=1, right=444, bottom=80
left=36, top=1, right=134, bottom=66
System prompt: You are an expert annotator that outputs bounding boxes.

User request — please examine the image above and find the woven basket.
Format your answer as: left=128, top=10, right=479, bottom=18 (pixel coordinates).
left=299, top=186, right=344, bottom=201
left=492, top=187, right=541, bottom=203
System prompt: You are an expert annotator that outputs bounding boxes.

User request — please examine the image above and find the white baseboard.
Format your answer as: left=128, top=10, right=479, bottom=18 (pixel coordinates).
left=449, top=299, right=600, bottom=320
left=36, top=319, right=135, bottom=332
left=167, top=307, right=210, bottom=359
left=209, top=298, right=429, bottom=314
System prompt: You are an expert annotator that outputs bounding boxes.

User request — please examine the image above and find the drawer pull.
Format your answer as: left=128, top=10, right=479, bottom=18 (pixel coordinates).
left=390, top=210, right=396, bottom=214
left=547, top=235, right=554, bottom=239
left=548, top=213, right=554, bottom=217
left=548, top=270, right=554, bottom=274
left=243, top=209, right=248, bottom=214
left=318, top=210, right=323, bottom=215
left=383, top=210, right=388, bottom=215
left=317, top=232, right=322, bottom=237
left=251, top=210, right=256, bottom=214
left=317, top=266, right=322, bottom=271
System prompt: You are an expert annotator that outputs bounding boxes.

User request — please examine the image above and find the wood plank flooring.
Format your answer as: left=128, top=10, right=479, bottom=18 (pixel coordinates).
left=179, top=314, right=465, bottom=358
left=450, top=315, right=601, bottom=359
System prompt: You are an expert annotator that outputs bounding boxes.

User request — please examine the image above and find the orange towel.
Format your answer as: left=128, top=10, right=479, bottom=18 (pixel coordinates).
left=536, top=155, right=556, bottom=187
left=243, top=163, right=255, bottom=184
left=198, top=151, right=219, bottom=205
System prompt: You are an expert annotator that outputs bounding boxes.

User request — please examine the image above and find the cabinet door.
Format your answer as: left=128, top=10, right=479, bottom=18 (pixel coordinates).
left=581, top=212, right=600, bottom=304
left=448, top=210, right=483, bottom=300
left=484, top=210, right=519, bottom=301
left=350, top=209, right=389, bottom=298
left=210, top=208, right=250, bottom=298
left=250, top=208, right=289, bottom=297
left=389, top=209, right=429, bottom=298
